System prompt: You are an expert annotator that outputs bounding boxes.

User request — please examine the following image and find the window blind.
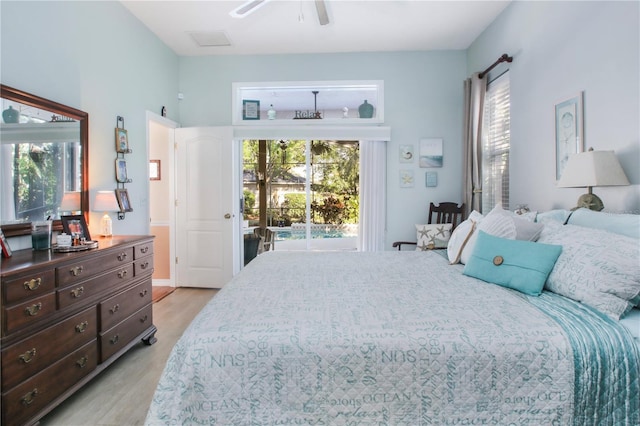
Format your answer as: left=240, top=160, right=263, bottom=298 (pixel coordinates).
left=482, top=72, right=510, bottom=212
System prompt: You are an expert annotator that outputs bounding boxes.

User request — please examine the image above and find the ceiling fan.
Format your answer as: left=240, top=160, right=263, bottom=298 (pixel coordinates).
left=230, top=0, right=329, bottom=26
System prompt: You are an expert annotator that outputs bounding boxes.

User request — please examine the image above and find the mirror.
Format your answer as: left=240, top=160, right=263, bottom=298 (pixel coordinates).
left=1, top=84, right=88, bottom=237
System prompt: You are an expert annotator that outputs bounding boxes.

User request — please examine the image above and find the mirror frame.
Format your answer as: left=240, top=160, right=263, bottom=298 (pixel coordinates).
left=0, top=84, right=89, bottom=237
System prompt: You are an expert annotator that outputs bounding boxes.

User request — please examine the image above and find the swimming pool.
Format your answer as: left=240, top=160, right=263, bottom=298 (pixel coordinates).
left=273, top=225, right=358, bottom=241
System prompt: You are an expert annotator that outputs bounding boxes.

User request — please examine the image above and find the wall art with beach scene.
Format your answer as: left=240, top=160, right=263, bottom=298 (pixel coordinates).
left=419, top=138, right=443, bottom=168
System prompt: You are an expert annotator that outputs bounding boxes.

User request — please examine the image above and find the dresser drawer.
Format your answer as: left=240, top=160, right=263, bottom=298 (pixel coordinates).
left=1, top=340, right=98, bottom=426
left=100, top=303, right=153, bottom=362
left=135, top=241, right=153, bottom=259
left=4, top=293, right=56, bottom=335
left=56, top=247, right=134, bottom=287
left=1, top=306, right=96, bottom=390
left=57, top=263, right=134, bottom=310
left=135, top=255, right=154, bottom=277
left=99, top=279, right=152, bottom=331
left=3, top=269, right=55, bottom=305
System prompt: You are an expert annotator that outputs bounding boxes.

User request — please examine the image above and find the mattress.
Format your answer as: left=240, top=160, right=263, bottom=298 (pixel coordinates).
left=146, top=251, right=639, bottom=425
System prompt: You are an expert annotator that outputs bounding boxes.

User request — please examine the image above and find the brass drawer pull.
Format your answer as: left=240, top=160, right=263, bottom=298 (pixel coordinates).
left=139, top=289, right=148, bottom=297
left=140, top=314, right=149, bottom=323
left=110, top=304, right=120, bottom=314
left=76, top=356, right=89, bottom=368
left=75, top=321, right=89, bottom=333
left=23, top=278, right=42, bottom=291
left=21, top=388, right=38, bottom=406
left=117, top=270, right=128, bottom=279
left=140, top=261, right=149, bottom=270
left=70, top=286, right=84, bottom=298
left=19, top=348, right=37, bottom=364
left=25, top=303, right=42, bottom=316
left=70, top=265, right=84, bottom=277
left=110, top=334, right=120, bottom=345
left=117, top=252, right=128, bottom=261
left=140, top=246, right=149, bottom=254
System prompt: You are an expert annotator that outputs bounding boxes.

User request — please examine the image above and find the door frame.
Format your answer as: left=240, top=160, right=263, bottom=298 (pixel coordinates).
left=146, top=111, right=178, bottom=288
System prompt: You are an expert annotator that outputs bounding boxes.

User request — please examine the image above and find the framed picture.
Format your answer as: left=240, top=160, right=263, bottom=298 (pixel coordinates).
left=419, top=138, right=443, bottom=168
left=61, top=215, right=91, bottom=241
left=116, top=159, right=128, bottom=183
left=242, top=99, right=260, bottom=120
left=425, top=171, right=438, bottom=187
left=115, top=188, right=133, bottom=212
left=400, top=169, right=414, bottom=188
left=399, top=144, right=414, bottom=163
left=555, top=92, right=584, bottom=180
left=115, top=128, right=129, bottom=153
left=149, top=159, right=161, bottom=181
left=0, top=228, right=12, bottom=258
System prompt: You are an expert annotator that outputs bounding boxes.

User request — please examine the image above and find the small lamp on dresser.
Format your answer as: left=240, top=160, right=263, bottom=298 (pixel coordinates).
left=557, top=148, right=630, bottom=211
left=93, top=190, right=121, bottom=236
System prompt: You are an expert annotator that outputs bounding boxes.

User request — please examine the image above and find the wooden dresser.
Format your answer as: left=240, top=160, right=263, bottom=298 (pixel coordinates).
left=0, top=235, right=156, bottom=426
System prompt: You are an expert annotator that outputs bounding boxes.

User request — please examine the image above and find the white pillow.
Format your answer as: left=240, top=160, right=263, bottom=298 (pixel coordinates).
left=539, top=220, right=640, bottom=319
left=447, top=210, right=483, bottom=263
left=448, top=205, right=545, bottom=264
left=415, top=223, right=452, bottom=250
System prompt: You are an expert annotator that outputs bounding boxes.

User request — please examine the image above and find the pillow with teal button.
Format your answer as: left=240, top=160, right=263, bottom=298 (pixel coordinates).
left=463, top=231, right=562, bottom=296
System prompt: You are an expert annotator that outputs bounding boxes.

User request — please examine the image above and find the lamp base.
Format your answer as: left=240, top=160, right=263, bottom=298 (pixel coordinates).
left=573, top=193, right=604, bottom=211
left=100, top=213, right=113, bottom=237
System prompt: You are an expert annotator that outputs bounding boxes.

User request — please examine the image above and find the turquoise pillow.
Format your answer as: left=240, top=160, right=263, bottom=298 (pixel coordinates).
left=463, top=231, right=562, bottom=296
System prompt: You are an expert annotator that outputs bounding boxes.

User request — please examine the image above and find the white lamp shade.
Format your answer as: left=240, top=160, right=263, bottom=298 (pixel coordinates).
left=557, top=150, right=630, bottom=188
left=60, top=192, right=81, bottom=211
left=93, top=190, right=120, bottom=212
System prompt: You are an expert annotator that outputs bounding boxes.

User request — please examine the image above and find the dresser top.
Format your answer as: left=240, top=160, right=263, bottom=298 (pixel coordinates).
left=1, top=235, right=154, bottom=276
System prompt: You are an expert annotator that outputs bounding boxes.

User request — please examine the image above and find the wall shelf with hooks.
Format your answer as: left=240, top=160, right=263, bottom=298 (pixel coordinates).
left=114, top=115, right=133, bottom=220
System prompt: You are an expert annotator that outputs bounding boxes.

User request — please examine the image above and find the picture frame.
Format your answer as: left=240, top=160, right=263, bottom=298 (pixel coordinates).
left=399, top=169, right=414, bottom=188
left=242, top=99, right=260, bottom=120
left=419, top=138, right=443, bottom=168
left=115, top=128, right=129, bottom=153
left=399, top=144, right=414, bottom=163
left=425, top=171, right=438, bottom=187
left=116, top=159, right=128, bottom=183
left=61, top=215, right=92, bottom=241
left=0, top=228, right=12, bottom=258
left=555, top=92, right=584, bottom=180
left=149, top=159, right=161, bottom=181
left=115, top=188, right=133, bottom=212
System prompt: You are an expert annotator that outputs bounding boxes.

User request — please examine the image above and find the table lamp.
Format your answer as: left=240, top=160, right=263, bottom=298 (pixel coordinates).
left=93, top=190, right=120, bottom=236
left=557, top=149, right=630, bottom=211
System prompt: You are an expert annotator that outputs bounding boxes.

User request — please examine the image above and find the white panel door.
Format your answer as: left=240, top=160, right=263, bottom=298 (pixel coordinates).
left=176, top=127, right=234, bottom=288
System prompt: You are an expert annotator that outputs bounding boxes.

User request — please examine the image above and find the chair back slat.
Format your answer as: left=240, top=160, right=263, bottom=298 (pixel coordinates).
left=427, top=202, right=465, bottom=230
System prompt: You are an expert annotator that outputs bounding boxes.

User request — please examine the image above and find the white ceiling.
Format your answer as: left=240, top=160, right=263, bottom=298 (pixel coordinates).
left=120, top=0, right=511, bottom=57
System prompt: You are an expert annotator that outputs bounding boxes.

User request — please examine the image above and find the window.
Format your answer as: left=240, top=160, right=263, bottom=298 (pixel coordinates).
left=242, top=139, right=360, bottom=251
left=482, top=72, right=510, bottom=211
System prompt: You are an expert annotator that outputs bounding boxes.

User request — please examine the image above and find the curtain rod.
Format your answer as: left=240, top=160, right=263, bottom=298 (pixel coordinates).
left=478, top=53, right=513, bottom=79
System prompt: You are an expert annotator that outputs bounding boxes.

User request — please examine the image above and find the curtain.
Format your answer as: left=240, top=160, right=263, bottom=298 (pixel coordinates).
left=358, top=140, right=386, bottom=251
left=462, top=73, right=487, bottom=217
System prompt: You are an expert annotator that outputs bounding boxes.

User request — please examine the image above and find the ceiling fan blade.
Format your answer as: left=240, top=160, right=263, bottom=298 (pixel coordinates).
left=315, top=0, right=329, bottom=26
left=230, top=0, right=271, bottom=18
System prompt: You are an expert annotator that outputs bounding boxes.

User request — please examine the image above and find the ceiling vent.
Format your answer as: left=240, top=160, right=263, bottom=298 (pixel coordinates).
left=189, top=31, right=231, bottom=47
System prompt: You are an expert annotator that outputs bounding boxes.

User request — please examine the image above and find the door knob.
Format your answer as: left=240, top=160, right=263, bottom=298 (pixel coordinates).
left=224, top=213, right=231, bottom=219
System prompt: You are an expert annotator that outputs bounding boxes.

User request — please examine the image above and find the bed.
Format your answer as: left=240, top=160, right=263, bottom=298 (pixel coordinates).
left=146, top=208, right=639, bottom=425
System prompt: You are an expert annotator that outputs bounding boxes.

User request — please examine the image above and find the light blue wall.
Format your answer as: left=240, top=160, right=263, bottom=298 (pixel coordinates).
left=178, top=52, right=467, bottom=247
left=1, top=1, right=179, bottom=237
left=467, top=1, right=639, bottom=213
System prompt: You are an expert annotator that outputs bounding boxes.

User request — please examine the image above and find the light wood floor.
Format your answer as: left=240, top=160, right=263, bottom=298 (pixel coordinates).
left=39, top=287, right=218, bottom=426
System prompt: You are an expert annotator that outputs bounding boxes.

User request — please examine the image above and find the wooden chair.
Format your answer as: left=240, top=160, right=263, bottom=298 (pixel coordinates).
left=392, top=202, right=465, bottom=250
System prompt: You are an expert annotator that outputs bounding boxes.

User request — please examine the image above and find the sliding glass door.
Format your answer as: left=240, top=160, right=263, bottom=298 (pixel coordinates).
left=243, top=139, right=359, bottom=251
